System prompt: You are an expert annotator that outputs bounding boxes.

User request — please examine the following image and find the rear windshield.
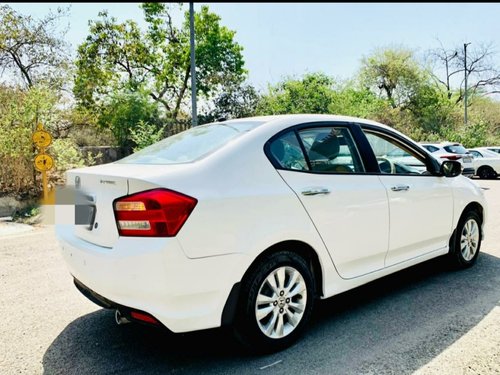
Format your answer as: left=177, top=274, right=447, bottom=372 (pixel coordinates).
left=444, top=144, right=468, bottom=154
left=118, top=121, right=264, bottom=165
left=422, top=145, right=439, bottom=152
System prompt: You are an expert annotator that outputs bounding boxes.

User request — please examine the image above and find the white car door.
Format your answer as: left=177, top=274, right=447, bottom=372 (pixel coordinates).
left=268, top=124, right=390, bottom=279
left=362, top=129, right=454, bottom=267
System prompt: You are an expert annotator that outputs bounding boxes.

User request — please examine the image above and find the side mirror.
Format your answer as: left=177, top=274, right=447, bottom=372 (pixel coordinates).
left=441, top=160, right=462, bottom=177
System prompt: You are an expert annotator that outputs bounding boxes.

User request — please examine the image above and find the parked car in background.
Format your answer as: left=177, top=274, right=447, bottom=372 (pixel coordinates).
left=468, top=148, right=500, bottom=179
left=56, top=115, right=487, bottom=353
left=420, top=142, right=475, bottom=178
left=485, top=146, right=500, bottom=154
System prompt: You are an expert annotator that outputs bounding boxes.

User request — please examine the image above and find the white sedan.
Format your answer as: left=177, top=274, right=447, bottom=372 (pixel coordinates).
left=468, top=148, right=500, bottom=179
left=485, top=146, right=500, bottom=154
left=56, top=114, right=487, bottom=353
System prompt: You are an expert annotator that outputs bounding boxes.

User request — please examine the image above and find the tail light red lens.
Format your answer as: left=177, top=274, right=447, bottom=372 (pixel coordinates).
left=113, top=189, right=197, bottom=237
left=440, top=155, right=462, bottom=161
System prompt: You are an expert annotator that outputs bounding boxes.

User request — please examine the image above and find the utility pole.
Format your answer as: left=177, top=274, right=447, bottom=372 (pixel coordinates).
left=464, top=42, right=471, bottom=125
left=189, top=2, right=198, bottom=127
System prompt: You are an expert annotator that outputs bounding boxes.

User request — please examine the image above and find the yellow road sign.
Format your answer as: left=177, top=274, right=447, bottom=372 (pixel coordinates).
left=32, top=130, right=52, bottom=148
left=34, top=153, right=54, bottom=172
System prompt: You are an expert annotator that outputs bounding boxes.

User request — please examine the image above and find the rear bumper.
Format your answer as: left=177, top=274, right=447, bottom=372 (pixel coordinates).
left=56, top=225, right=250, bottom=333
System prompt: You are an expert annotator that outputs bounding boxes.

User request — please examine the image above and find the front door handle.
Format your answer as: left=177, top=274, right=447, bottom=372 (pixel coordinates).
left=301, top=188, right=331, bottom=196
left=391, top=184, right=410, bottom=192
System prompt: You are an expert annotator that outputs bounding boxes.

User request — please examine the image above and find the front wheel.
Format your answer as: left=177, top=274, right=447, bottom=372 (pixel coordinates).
left=233, top=251, right=316, bottom=353
left=449, top=210, right=482, bottom=268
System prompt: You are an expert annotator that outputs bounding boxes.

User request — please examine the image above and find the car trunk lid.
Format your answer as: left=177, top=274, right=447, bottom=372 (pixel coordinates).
left=66, top=163, right=188, bottom=248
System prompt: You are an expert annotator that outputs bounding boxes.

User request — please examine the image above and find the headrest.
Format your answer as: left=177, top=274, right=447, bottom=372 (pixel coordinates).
left=309, top=132, right=340, bottom=160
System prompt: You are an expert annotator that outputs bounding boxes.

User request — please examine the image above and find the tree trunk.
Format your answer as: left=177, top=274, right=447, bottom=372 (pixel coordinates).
left=172, top=66, right=191, bottom=120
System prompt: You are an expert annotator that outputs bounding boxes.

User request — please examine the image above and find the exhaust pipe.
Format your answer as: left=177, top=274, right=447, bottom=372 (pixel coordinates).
left=115, top=309, right=131, bottom=325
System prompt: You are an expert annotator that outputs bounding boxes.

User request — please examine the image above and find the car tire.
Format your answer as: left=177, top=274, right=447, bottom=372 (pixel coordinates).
left=477, top=166, right=496, bottom=179
left=449, top=210, right=482, bottom=269
left=233, top=251, right=316, bottom=353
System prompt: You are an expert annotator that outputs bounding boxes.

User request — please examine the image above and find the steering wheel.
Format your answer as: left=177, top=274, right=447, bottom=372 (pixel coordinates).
left=376, top=157, right=396, bottom=174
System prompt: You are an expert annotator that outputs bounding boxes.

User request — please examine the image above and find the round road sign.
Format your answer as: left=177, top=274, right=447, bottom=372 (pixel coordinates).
left=32, top=130, right=52, bottom=148
left=34, top=153, right=54, bottom=172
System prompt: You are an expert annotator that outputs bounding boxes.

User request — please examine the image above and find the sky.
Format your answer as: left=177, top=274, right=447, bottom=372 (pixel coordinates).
left=7, top=2, right=500, bottom=91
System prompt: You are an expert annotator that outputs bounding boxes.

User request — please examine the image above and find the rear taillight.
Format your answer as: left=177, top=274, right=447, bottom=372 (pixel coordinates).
left=440, top=155, right=462, bottom=161
left=113, top=188, right=197, bottom=237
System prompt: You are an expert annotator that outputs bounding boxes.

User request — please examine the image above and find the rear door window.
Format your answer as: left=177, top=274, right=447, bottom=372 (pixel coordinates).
left=297, top=127, right=365, bottom=173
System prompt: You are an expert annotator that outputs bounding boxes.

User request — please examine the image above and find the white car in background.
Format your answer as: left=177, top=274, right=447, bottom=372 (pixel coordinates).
left=420, top=142, right=475, bottom=178
left=468, top=148, right=500, bottom=179
left=56, top=115, right=487, bottom=353
left=485, top=146, right=500, bottom=154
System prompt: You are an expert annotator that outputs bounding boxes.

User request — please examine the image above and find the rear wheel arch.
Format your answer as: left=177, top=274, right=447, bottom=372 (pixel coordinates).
left=221, top=240, right=324, bottom=328
left=241, top=240, right=324, bottom=299
left=231, top=241, right=321, bottom=352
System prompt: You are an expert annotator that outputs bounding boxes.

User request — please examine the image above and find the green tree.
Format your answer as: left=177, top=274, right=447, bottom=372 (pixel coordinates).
left=75, top=3, right=246, bottom=122
left=328, top=85, right=387, bottom=119
left=256, top=73, right=387, bottom=121
left=97, top=89, right=161, bottom=150
left=129, top=120, right=166, bottom=152
left=200, top=82, right=259, bottom=123
left=0, top=5, right=70, bottom=89
left=256, top=73, right=335, bottom=114
left=360, top=47, right=427, bottom=109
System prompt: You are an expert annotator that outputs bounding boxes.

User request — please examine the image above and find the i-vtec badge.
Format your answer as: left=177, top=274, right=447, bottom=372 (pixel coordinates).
left=75, top=176, right=81, bottom=189
left=100, top=179, right=116, bottom=185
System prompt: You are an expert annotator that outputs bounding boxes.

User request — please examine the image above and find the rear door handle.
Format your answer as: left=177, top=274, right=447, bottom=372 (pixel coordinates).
left=391, top=184, right=410, bottom=192
left=301, top=188, right=330, bottom=196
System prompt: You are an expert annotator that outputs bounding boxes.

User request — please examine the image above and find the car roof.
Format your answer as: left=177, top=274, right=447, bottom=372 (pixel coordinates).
left=220, top=114, right=400, bottom=135
left=223, top=114, right=383, bottom=126
left=421, top=142, right=462, bottom=146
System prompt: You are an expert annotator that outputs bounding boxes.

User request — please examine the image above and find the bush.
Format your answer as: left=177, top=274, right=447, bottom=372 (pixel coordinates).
left=68, top=124, right=117, bottom=147
left=0, top=85, right=58, bottom=197
left=97, top=90, right=162, bottom=150
left=129, top=120, right=166, bottom=152
left=49, top=138, right=99, bottom=185
left=440, top=120, right=489, bottom=148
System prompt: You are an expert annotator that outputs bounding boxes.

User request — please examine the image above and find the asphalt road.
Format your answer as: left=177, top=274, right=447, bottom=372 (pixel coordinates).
left=1, top=179, right=500, bottom=375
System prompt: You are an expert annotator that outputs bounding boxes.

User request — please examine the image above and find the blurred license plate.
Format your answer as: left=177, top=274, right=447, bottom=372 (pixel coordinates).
left=75, top=204, right=96, bottom=229
left=463, top=156, right=472, bottom=163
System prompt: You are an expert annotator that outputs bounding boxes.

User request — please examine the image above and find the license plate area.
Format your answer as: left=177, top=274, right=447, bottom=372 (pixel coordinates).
left=75, top=194, right=97, bottom=230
